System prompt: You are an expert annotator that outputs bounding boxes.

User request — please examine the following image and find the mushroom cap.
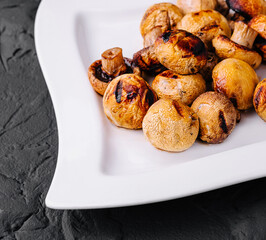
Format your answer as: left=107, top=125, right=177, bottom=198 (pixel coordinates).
left=176, top=0, right=217, bottom=15
left=191, top=91, right=237, bottom=143
left=253, top=78, right=266, bottom=121
left=140, top=3, right=183, bottom=38
left=249, top=14, right=266, bottom=39
left=212, top=34, right=262, bottom=69
left=103, top=74, right=157, bottom=129
left=177, top=10, right=231, bottom=48
left=88, top=58, right=140, bottom=96
left=212, top=58, right=259, bottom=110
left=152, top=70, right=206, bottom=105
left=154, top=30, right=208, bottom=75
left=142, top=99, right=199, bottom=152
left=226, top=0, right=266, bottom=19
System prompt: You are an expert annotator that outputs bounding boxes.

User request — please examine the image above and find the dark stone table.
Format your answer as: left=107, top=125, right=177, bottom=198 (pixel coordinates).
left=0, top=1, right=266, bottom=239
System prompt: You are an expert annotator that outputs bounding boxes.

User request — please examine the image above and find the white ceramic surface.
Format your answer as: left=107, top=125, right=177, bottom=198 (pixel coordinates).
left=35, top=0, right=266, bottom=209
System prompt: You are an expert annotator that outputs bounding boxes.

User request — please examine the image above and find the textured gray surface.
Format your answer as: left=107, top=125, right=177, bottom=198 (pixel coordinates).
left=0, top=0, right=266, bottom=239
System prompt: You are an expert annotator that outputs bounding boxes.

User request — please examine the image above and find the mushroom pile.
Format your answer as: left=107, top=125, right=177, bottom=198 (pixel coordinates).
left=88, top=1, right=266, bottom=153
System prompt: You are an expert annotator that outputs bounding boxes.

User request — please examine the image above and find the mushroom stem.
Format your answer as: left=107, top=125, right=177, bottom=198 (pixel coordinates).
left=101, top=47, right=127, bottom=77
left=230, top=21, right=258, bottom=48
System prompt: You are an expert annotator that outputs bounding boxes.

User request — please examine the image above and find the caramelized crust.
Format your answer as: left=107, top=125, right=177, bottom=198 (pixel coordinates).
left=191, top=92, right=237, bottom=144
left=226, top=0, right=266, bottom=19
left=212, top=58, right=259, bottom=110
left=103, top=74, right=157, bottom=129
left=212, top=35, right=262, bottom=69
left=155, top=30, right=208, bottom=75
left=249, top=14, right=266, bottom=39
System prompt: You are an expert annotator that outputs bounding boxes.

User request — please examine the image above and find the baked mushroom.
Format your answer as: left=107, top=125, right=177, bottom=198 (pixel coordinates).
left=212, top=58, right=259, bottom=110
left=142, top=99, right=199, bottom=152
left=176, top=0, right=217, bottom=15
left=88, top=47, right=140, bottom=95
left=103, top=74, right=157, bottom=129
left=177, top=10, right=231, bottom=48
left=253, top=78, right=266, bottom=121
left=226, top=0, right=266, bottom=19
left=133, top=45, right=166, bottom=75
left=212, top=21, right=262, bottom=68
left=152, top=70, right=206, bottom=105
left=216, top=0, right=230, bottom=16
left=191, top=91, right=237, bottom=143
left=154, top=30, right=208, bottom=75
left=249, top=14, right=266, bottom=39
left=140, top=3, right=183, bottom=47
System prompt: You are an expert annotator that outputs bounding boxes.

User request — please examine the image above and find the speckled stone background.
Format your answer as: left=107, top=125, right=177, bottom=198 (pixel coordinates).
left=1, top=0, right=266, bottom=239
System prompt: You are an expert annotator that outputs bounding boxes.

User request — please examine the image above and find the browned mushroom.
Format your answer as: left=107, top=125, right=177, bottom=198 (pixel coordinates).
left=212, top=21, right=262, bottom=68
left=176, top=0, right=217, bottom=15
left=249, top=14, right=266, bottom=39
left=88, top=47, right=140, bottom=95
left=253, top=78, right=266, bottom=121
left=254, top=36, right=266, bottom=61
left=152, top=70, right=206, bottom=105
left=191, top=91, right=237, bottom=143
left=177, top=9, right=231, bottom=49
left=199, top=51, right=219, bottom=82
left=103, top=74, right=157, bottom=129
left=154, top=30, right=208, bottom=75
left=226, top=0, right=266, bottom=19
left=142, top=99, right=199, bottom=152
left=212, top=58, right=259, bottom=110
left=140, top=3, right=183, bottom=47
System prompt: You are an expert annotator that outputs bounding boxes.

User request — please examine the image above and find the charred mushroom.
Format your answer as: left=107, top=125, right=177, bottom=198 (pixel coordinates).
left=191, top=91, right=237, bottom=143
left=212, top=21, right=262, bottom=68
left=253, top=78, right=266, bottom=122
left=103, top=74, right=157, bottom=129
left=140, top=3, right=183, bottom=47
left=176, top=0, right=217, bottom=15
left=177, top=10, right=231, bottom=48
left=212, top=58, right=259, bottom=110
left=154, top=30, right=208, bottom=75
left=226, top=0, right=266, bottom=19
left=142, top=99, right=199, bottom=152
left=133, top=45, right=166, bottom=75
left=88, top=47, right=140, bottom=95
left=152, top=70, right=206, bottom=105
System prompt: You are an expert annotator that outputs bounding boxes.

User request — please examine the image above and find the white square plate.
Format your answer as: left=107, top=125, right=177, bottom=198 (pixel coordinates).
left=35, top=0, right=266, bottom=209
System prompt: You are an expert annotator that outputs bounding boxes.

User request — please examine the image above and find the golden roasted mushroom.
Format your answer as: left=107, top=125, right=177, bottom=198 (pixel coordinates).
left=154, top=30, right=208, bottom=75
left=212, top=58, right=259, bottom=110
left=152, top=70, right=206, bottom=105
left=103, top=74, right=157, bottom=129
left=212, top=21, right=262, bottom=68
left=253, top=78, right=266, bottom=121
left=249, top=14, right=266, bottom=39
left=177, top=9, right=231, bottom=48
left=191, top=91, right=237, bottom=143
left=226, top=0, right=266, bottom=19
left=142, top=99, right=199, bottom=152
left=176, top=0, right=217, bottom=15
left=140, top=3, right=183, bottom=47
left=88, top=47, right=140, bottom=95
